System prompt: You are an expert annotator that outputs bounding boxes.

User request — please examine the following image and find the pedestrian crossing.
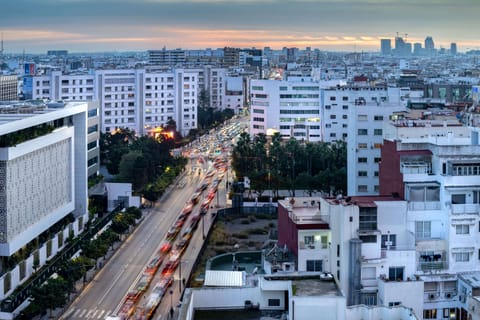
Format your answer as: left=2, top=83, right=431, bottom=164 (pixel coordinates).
left=67, top=307, right=113, bottom=319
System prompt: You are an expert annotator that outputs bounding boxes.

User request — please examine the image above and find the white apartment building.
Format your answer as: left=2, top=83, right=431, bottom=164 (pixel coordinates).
left=278, top=115, right=480, bottom=320
left=224, top=76, right=244, bottom=113
left=0, top=102, right=91, bottom=312
left=26, top=68, right=198, bottom=137
left=0, top=76, right=18, bottom=101
left=30, top=71, right=95, bottom=101
left=141, top=68, right=198, bottom=136
left=250, top=79, right=322, bottom=141
left=278, top=196, right=423, bottom=318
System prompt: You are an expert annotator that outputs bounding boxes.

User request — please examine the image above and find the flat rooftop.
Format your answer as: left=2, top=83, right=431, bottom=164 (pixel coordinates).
left=459, top=272, right=480, bottom=289
left=265, top=274, right=342, bottom=297
left=0, top=101, right=81, bottom=125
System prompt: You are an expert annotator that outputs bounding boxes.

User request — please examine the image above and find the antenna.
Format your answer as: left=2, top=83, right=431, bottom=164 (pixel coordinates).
left=0, top=32, right=3, bottom=55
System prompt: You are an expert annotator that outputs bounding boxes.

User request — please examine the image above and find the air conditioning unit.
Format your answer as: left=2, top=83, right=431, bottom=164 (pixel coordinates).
left=445, top=292, right=454, bottom=299
left=428, top=293, right=436, bottom=300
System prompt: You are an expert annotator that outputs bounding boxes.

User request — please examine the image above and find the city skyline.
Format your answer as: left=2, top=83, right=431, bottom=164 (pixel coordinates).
left=0, top=0, right=479, bottom=53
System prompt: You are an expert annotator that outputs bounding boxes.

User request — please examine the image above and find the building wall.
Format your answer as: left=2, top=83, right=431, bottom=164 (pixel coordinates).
left=379, top=140, right=404, bottom=197
left=0, top=102, right=89, bottom=256
left=0, top=76, right=18, bottom=101
left=277, top=203, right=299, bottom=257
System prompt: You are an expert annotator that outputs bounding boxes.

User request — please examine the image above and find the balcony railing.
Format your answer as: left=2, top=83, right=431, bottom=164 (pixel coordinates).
left=408, top=201, right=441, bottom=211
left=401, top=162, right=432, bottom=174
left=452, top=203, right=480, bottom=215
left=417, top=251, right=448, bottom=271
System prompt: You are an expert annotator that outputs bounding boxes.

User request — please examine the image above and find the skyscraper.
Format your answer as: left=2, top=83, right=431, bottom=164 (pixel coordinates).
left=380, top=39, right=391, bottom=55
left=450, top=43, right=457, bottom=55
left=424, top=36, right=435, bottom=55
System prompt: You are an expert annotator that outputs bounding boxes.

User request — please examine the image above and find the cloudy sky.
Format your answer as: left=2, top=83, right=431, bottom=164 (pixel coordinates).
left=0, top=0, right=478, bottom=53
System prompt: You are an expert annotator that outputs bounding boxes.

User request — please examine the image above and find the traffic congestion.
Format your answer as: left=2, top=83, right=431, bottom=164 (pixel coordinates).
left=112, top=119, right=246, bottom=320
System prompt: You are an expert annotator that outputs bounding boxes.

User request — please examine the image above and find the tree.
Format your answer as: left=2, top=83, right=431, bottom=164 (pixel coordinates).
left=30, top=277, right=69, bottom=317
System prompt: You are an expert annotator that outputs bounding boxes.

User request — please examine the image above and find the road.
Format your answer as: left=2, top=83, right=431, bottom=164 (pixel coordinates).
left=61, top=172, right=199, bottom=320
left=61, top=119, right=240, bottom=320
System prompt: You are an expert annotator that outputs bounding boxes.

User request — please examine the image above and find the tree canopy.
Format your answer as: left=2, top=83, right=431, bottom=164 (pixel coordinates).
left=231, top=132, right=347, bottom=197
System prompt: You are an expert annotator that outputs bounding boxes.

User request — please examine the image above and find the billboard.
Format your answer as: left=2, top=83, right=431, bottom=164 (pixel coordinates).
left=24, top=63, right=36, bottom=75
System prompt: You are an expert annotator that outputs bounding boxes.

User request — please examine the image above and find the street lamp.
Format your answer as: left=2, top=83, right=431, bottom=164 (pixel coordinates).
left=169, top=289, right=174, bottom=318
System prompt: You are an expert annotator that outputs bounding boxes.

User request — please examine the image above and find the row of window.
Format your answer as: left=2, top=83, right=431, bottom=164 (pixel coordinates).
left=358, top=157, right=382, bottom=163
left=358, top=185, right=380, bottom=193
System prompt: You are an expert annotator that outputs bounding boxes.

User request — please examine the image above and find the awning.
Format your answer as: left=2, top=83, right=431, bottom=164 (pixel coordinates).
left=204, top=270, right=245, bottom=287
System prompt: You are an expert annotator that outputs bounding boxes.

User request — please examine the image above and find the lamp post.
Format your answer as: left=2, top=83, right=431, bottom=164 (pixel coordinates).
left=169, top=289, right=174, bottom=318
left=178, top=260, right=182, bottom=294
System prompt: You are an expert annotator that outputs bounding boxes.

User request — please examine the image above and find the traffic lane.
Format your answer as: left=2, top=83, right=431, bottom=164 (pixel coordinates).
left=64, top=172, right=196, bottom=319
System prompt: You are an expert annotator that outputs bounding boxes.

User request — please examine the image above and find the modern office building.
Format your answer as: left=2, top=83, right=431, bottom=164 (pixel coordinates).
left=380, top=39, right=392, bottom=55
left=450, top=43, right=458, bottom=55
left=0, top=101, right=91, bottom=306
left=424, top=36, right=435, bottom=56
left=148, top=48, right=186, bottom=66
left=250, top=79, right=322, bottom=142
left=0, top=76, right=18, bottom=101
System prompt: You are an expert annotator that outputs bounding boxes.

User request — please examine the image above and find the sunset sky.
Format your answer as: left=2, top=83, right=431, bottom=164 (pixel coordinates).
left=0, top=0, right=478, bottom=53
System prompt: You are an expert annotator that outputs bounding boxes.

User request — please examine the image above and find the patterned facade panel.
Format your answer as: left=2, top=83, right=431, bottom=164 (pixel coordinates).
left=4, top=139, right=72, bottom=242
left=0, top=161, right=6, bottom=242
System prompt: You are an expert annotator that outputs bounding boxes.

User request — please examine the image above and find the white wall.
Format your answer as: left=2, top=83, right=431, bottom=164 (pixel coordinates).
left=378, top=278, right=424, bottom=319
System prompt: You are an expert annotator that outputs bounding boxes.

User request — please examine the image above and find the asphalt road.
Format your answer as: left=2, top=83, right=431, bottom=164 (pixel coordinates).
left=61, top=172, right=198, bottom=320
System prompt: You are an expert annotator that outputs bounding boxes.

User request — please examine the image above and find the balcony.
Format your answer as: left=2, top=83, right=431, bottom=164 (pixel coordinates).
left=451, top=203, right=480, bottom=215
left=401, top=162, right=432, bottom=174
left=408, top=201, right=441, bottom=211
left=417, top=251, right=448, bottom=272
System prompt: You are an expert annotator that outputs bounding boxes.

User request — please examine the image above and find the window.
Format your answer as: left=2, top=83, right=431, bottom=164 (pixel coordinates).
left=304, top=235, right=314, bottom=245
left=374, top=157, right=381, bottom=163
left=330, top=115, right=336, bottom=119
left=456, top=225, right=469, bottom=234
left=452, top=194, right=466, bottom=204
left=87, top=141, right=97, bottom=150
left=374, top=129, right=382, bottom=135
left=342, top=96, right=348, bottom=101
left=268, top=299, right=280, bottom=307
left=359, top=207, right=377, bottom=230
left=342, top=115, right=348, bottom=119
left=358, top=115, right=368, bottom=121
left=358, top=157, right=367, bottom=163
left=358, top=143, right=368, bottom=149
left=388, top=266, right=404, bottom=281
left=374, top=115, right=384, bottom=121
left=358, top=129, right=368, bottom=135
left=358, top=171, right=368, bottom=177
left=415, top=221, right=431, bottom=239
left=359, top=235, right=376, bottom=243
left=252, top=85, right=263, bottom=90
left=454, top=252, right=469, bottom=262
left=342, top=105, right=348, bottom=110
left=88, top=124, right=98, bottom=134
left=388, top=301, right=401, bottom=307
left=381, top=234, right=396, bottom=248
left=330, top=96, right=336, bottom=101
left=361, top=293, right=377, bottom=306
left=321, top=236, right=328, bottom=248
left=325, top=105, right=331, bottom=109
left=306, top=260, right=323, bottom=271
left=423, top=309, right=437, bottom=319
